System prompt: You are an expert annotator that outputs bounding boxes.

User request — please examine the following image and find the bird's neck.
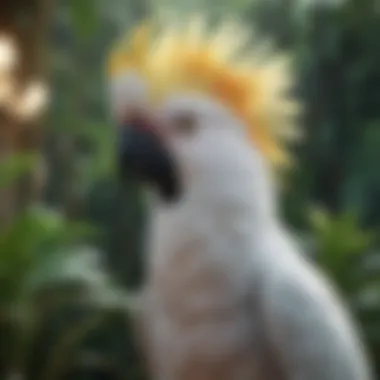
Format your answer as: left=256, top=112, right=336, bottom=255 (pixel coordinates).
left=143, top=173, right=286, bottom=327
left=146, top=165, right=281, bottom=277
left=186, top=158, right=279, bottom=228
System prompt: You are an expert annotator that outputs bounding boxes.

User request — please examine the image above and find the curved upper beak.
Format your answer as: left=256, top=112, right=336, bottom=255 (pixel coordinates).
left=117, top=120, right=180, bottom=201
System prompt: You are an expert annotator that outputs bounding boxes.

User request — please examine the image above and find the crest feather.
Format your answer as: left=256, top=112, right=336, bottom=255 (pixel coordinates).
left=106, top=16, right=302, bottom=169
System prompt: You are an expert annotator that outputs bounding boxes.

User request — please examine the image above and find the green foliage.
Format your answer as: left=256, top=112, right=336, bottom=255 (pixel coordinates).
left=68, top=0, right=99, bottom=40
left=310, top=207, right=378, bottom=291
left=0, top=197, right=136, bottom=380
left=311, top=208, right=375, bottom=263
left=0, top=153, right=38, bottom=188
left=342, top=121, right=380, bottom=215
left=1, top=0, right=379, bottom=379
left=310, top=207, right=380, bottom=372
left=0, top=204, right=97, bottom=309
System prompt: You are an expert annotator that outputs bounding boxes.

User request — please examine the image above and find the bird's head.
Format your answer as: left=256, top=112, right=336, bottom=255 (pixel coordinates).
left=106, top=17, right=301, bottom=206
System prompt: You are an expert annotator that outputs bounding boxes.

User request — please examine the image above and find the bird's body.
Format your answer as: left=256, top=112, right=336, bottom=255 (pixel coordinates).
left=137, top=149, right=371, bottom=380
left=107, top=16, right=373, bottom=380
left=142, top=199, right=278, bottom=380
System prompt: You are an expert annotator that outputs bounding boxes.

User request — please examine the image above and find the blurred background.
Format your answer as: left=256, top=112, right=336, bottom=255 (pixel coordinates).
left=0, top=0, right=379, bottom=379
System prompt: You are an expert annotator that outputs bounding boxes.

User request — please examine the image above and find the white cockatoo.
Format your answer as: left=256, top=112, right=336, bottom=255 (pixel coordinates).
left=106, top=16, right=373, bottom=380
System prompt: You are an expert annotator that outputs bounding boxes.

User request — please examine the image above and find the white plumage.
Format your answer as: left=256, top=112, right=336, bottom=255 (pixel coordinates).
left=123, top=93, right=372, bottom=380
left=108, top=19, right=374, bottom=379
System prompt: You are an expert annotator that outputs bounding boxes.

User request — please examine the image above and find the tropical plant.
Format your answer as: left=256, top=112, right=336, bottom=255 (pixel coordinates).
left=310, top=207, right=380, bottom=374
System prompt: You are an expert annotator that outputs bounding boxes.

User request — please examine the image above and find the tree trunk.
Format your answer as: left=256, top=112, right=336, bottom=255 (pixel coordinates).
left=0, top=0, right=52, bottom=226
left=0, top=0, right=52, bottom=377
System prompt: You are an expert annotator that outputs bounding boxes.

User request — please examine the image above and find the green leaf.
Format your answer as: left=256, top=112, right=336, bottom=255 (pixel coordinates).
left=0, top=205, right=99, bottom=310
left=309, top=206, right=378, bottom=296
left=0, top=153, right=38, bottom=188
left=69, top=0, right=99, bottom=40
left=309, top=206, right=330, bottom=232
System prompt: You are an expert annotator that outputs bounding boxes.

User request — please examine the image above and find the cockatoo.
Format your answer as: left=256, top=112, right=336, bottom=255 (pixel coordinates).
left=107, top=16, right=373, bottom=380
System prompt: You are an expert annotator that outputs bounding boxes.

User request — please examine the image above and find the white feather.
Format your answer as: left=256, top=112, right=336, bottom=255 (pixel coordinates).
left=108, top=72, right=148, bottom=121
left=131, top=92, right=373, bottom=380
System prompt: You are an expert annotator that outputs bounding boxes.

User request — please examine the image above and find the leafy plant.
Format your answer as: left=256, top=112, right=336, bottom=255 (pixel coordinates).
left=0, top=205, right=97, bottom=310
left=68, top=0, right=100, bottom=40
left=310, top=207, right=378, bottom=293
left=310, top=207, right=380, bottom=372
left=0, top=153, right=38, bottom=189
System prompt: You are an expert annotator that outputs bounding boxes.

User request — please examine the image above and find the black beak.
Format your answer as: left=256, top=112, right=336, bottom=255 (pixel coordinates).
left=117, top=125, right=180, bottom=202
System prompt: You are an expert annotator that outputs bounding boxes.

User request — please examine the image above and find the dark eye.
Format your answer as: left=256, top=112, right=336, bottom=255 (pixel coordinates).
left=171, top=113, right=197, bottom=136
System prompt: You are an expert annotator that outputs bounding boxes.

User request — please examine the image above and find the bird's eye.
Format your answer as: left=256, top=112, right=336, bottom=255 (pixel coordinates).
left=171, top=113, right=197, bottom=136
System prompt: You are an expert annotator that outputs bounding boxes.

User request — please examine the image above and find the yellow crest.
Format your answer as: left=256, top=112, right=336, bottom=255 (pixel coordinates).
left=106, top=16, right=302, bottom=169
